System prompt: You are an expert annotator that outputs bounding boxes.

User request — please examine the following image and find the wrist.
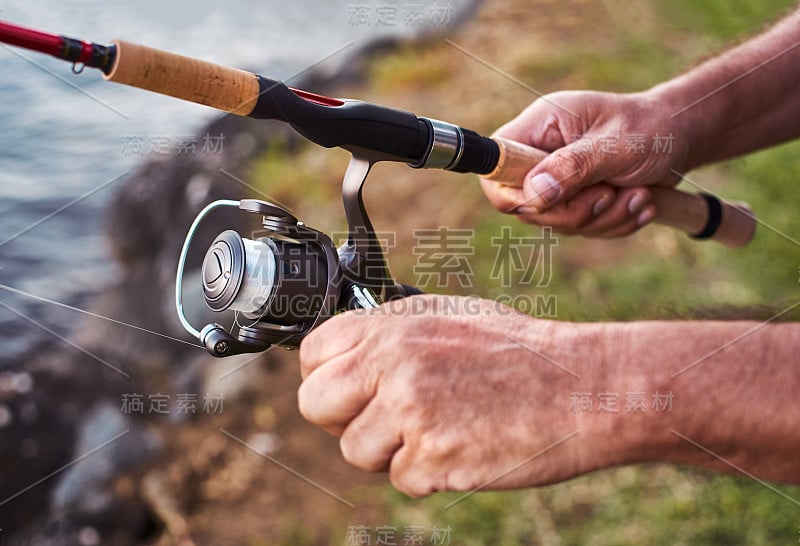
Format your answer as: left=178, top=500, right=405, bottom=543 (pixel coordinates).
left=559, top=321, right=677, bottom=473
left=641, top=83, right=708, bottom=171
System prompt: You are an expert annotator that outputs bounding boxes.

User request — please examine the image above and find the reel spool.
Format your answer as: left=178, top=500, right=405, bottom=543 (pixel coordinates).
left=175, top=199, right=342, bottom=357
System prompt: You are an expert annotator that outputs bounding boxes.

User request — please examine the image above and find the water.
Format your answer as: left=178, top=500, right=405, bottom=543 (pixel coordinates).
left=0, top=0, right=475, bottom=359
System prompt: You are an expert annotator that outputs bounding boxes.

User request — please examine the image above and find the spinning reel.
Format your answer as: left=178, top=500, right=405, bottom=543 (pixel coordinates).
left=175, top=154, right=418, bottom=357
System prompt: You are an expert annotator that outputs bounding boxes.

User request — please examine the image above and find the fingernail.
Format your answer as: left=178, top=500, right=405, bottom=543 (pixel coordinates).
left=637, top=206, right=656, bottom=226
left=592, top=194, right=613, bottom=216
left=628, top=192, right=647, bottom=214
left=526, top=173, right=561, bottom=208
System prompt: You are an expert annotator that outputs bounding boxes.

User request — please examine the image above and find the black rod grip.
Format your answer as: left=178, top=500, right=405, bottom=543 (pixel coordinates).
left=449, top=129, right=499, bottom=174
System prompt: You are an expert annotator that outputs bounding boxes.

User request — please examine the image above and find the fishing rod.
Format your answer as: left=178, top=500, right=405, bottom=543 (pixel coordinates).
left=0, top=20, right=755, bottom=246
left=0, top=20, right=757, bottom=357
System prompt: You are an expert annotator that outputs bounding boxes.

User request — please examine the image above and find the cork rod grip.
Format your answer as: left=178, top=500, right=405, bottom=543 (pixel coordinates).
left=485, top=137, right=755, bottom=248
left=103, top=40, right=260, bottom=116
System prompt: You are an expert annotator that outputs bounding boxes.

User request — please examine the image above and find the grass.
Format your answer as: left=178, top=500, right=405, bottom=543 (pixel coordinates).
left=247, top=0, right=800, bottom=543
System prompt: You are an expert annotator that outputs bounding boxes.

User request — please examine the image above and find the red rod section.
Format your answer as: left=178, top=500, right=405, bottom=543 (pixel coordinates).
left=0, top=19, right=104, bottom=66
left=0, top=20, right=64, bottom=57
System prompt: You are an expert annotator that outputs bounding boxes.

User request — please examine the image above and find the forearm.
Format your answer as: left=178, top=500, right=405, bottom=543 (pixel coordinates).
left=585, top=320, right=800, bottom=482
left=649, top=9, right=800, bottom=169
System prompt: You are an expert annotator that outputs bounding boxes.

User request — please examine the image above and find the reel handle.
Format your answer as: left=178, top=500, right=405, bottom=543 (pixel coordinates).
left=484, top=137, right=756, bottom=248
left=201, top=324, right=267, bottom=357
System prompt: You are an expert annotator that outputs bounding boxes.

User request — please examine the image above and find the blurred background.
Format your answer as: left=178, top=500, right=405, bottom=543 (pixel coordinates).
left=1, top=0, right=799, bottom=544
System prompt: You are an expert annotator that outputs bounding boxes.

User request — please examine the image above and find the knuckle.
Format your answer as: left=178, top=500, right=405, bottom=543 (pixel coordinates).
left=555, top=147, right=592, bottom=184
left=296, top=381, right=317, bottom=423
left=298, top=330, right=325, bottom=379
left=494, top=198, right=520, bottom=214
left=480, top=180, right=522, bottom=213
left=390, top=471, right=431, bottom=499
left=339, top=421, right=386, bottom=473
left=339, top=433, right=354, bottom=463
left=339, top=432, right=366, bottom=470
left=298, top=352, right=314, bottom=380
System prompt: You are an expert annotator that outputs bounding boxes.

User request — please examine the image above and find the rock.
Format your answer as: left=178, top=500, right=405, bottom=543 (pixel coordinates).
left=50, top=402, right=161, bottom=517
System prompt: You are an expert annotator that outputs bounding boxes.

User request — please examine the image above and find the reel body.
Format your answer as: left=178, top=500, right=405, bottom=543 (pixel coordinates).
left=176, top=154, right=414, bottom=357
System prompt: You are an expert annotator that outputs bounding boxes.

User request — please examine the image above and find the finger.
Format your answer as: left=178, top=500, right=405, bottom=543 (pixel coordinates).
left=492, top=99, right=569, bottom=152
left=388, top=445, right=435, bottom=498
left=339, top=398, right=403, bottom=472
left=297, top=352, right=376, bottom=432
left=570, top=187, right=652, bottom=236
left=513, top=183, right=616, bottom=230
left=522, top=139, right=622, bottom=213
left=478, top=177, right=526, bottom=213
left=491, top=116, right=530, bottom=142
left=299, top=312, right=366, bottom=380
left=585, top=207, right=654, bottom=239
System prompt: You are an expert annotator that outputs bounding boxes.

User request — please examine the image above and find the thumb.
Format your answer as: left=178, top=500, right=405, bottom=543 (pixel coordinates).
left=523, top=140, right=610, bottom=213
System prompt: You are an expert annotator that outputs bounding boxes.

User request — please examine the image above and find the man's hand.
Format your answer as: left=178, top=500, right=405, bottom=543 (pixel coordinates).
left=480, top=9, right=800, bottom=239
left=298, top=295, right=623, bottom=497
left=298, top=295, right=800, bottom=492
left=480, top=91, right=689, bottom=238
